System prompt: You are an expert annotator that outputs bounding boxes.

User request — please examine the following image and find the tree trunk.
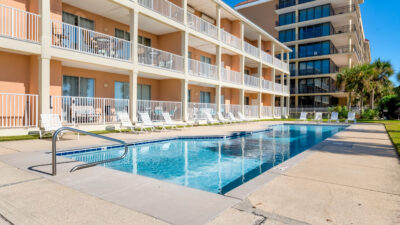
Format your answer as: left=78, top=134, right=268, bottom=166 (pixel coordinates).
left=360, top=91, right=364, bottom=113
left=371, top=89, right=375, bottom=109
left=348, top=92, right=352, bottom=110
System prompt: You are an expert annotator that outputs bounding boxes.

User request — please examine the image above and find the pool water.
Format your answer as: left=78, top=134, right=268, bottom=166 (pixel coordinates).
left=64, top=124, right=346, bottom=194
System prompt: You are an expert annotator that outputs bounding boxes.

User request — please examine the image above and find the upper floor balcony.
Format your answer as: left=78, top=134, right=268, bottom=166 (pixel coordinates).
left=276, top=0, right=315, bottom=10
left=138, top=44, right=184, bottom=72
left=188, top=59, right=218, bottom=80
left=221, top=68, right=242, bottom=84
left=187, top=12, right=218, bottom=39
left=0, top=4, right=40, bottom=43
left=262, top=79, right=273, bottom=91
left=221, top=29, right=241, bottom=50
left=138, top=0, right=184, bottom=24
left=244, top=42, right=259, bottom=58
left=244, top=74, right=260, bottom=88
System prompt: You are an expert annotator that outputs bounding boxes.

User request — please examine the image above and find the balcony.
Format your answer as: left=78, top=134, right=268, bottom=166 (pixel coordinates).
left=244, top=42, right=259, bottom=58
left=262, top=51, right=273, bottom=65
left=283, top=85, right=289, bottom=94
left=274, top=107, right=282, bottom=118
left=187, top=12, right=218, bottom=39
left=244, top=75, right=260, bottom=88
left=51, top=21, right=131, bottom=61
left=188, top=102, right=216, bottom=120
left=244, top=105, right=258, bottom=118
left=188, top=59, right=218, bottom=80
left=0, top=93, right=38, bottom=128
left=221, top=30, right=241, bottom=50
left=261, top=106, right=273, bottom=118
left=138, top=44, right=184, bottom=72
left=274, top=57, right=288, bottom=72
left=0, top=4, right=40, bottom=43
left=221, top=68, right=242, bottom=84
left=138, top=0, right=184, bottom=24
left=262, top=79, right=273, bottom=91
left=275, top=83, right=283, bottom=93
left=137, top=100, right=182, bottom=122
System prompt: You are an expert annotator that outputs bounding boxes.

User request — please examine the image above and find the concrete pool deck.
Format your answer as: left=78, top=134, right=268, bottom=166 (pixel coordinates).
left=0, top=122, right=399, bottom=225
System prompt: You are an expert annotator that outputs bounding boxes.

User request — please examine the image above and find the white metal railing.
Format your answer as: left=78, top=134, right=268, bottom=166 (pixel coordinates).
left=244, top=105, right=259, bottom=118
left=137, top=100, right=182, bottom=122
left=262, top=79, right=273, bottom=91
left=0, top=93, right=38, bottom=128
left=187, top=12, right=217, bottom=39
left=188, top=102, right=216, bottom=121
left=244, top=42, right=259, bottom=58
left=221, top=29, right=241, bottom=50
left=274, top=83, right=283, bottom=93
left=273, top=57, right=283, bottom=69
left=261, top=106, right=273, bottom=118
left=51, top=21, right=131, bottom=61
left=0, top=4, right=40, bottom=43
left=245, top=75, right=260, bottom=88
left=221, top=68, right=242, bottom=84
left=188, top=59, right=218, bottom=80
left=274, top=107, right=282, bottom=118
left=221, top=104, right=241, bottom=117
left=51, top=96, right=129, bottom=125
left=138, top=44, right=184, bottom=72
left=138, top=0, right=184, bottom=23
left=262, top=51, right=273, bottom=65
left=283, top=85, right=289, bottom=94
left=283, top=62, right=289, bottom=72
left=282, top=107, right=288, bottom=117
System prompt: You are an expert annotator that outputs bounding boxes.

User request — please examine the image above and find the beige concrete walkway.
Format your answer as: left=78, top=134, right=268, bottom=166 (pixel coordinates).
left=0, top=122, right=399, bottom=225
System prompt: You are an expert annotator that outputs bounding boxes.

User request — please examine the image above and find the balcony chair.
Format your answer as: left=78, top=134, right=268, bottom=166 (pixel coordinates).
left=298, top=112, right=308, bottom=122
left=346, top=112, right=357, bottom=124
left=217, top=112, right=232, bottom=124
left=162, top=112, right=179, bottom=129
left=117, top=112, right=138, bottom=132
left=205, top=112, right=219, bottom=124
left=228, top=112, right=241, bottom=123
left=238, top=112, right=251, bottom=122
left=329, top=112, right=340, bottom=123
left=138, top=112, right=166, bottom=131
left=39, top=114, right=78, bottom=140
left=314, top=112, right=323, bottom=123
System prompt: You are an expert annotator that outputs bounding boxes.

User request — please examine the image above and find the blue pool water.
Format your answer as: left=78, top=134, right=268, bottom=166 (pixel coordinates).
left=63, top=124, right=346, bottom=194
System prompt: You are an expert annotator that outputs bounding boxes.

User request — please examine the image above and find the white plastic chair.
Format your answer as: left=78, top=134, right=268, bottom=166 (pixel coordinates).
left=117, top=112, right=136, bottom=132
left=217, top=112, right=231, bottom=124
left=228, top=112, right=240, bottom=122
left=238, top=112, right=251, bottom=122
left=298, top=112, right=308, bottom=122
left=40, top=114, right=64, bottom=140
left=346, top=112, right=357, bottom=123
left=205, top=112, right=218, bottom=124
left=314, top=112, right=322, bottom=122
left=138, top=112, right=158, bottom=132
left=162, top=112, right=178, bottom=129
left=329, top=112, right=339, bottom=123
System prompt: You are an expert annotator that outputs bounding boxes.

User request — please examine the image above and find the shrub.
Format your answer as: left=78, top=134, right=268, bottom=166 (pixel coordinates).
left=361, top=109, right=379, bottom=120
left=378, top=95, right=400, bottom=119
left=328, top=106, right=349, bottom=119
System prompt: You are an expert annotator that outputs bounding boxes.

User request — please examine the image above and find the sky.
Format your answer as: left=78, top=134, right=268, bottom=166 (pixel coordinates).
left=223, top=0, right=400, bottom=86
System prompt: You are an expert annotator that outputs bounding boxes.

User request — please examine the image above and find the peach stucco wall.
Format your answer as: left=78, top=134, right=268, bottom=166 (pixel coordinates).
left=262, top=94, right=272, bottom=106
left=188, top=85, right=216, bottom=103
left=221, top=88, right=240, bottom=105
left=189, top=47, right=216, bottom=64
left=220, top=19, right=241, bottom=38
left=0, top=52, right=31, bottom=94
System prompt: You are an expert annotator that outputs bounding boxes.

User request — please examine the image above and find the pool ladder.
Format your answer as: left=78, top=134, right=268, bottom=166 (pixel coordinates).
left=51, top=127, right=129, bottom=176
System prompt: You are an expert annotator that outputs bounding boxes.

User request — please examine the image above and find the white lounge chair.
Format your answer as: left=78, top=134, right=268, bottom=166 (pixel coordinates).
left=238, top=112, right=251, bottom=122
left=228, top=112, right=240, bottom=122
left=346, top=112, right=357, bottom=123
left=314, top=112, right=322, bottom=122
left=138, top=112, right=159, bottom=132
left=329, top=112, right=339, bottom=123
left=298, top=112, right=308, bottom=122
left=205, top=112, right=219, bottom=124
left=39, top=114, right=67, bottom=140
left=162, top=112, right=179, bottom=129
left=117, top=112, right=136, bottom=132
left=217, top=112, right=232, bottom=124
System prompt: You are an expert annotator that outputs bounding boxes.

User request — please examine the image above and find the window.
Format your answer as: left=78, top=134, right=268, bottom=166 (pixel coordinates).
left=299, top=5, right=331, bottom=22
left=245, top=96, right=250, bottom=105
left=62, top=12, right=94, bottom=30
left=298, top=59, right=337, bottom=76
left=290, top=63, right=296, bottom=76
left=299, top=41, right=332, bottom=58
left=278, top=0, right=296, bottom=9
left=244, top=69, right=250, bottom=75
left=115, top=28, right=130, bottom=41
left=138, top=36, right=151, bottom=47
left=188, top=90, right=191, bottom=102
left=200, top=91, right=211, bottom=103
left=299, top=23, right=332, bottom=40
left=115, top=82, right=129, bottom=99
left=137, top=84, right=151, bottom=100
left=62, top=76, right=94, bottom=97
left=279, top=12, right=296, bottom=26
left=200, top=56, right=211, bottom=64
left=279, top=29, right=295, bottom=42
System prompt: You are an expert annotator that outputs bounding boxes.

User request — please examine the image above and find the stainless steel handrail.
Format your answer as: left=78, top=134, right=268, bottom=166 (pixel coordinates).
left=52, top=127, right=129, bottom=176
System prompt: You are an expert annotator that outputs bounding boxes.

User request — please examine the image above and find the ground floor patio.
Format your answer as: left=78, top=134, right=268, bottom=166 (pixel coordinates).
left=0, top=121, right=399, bottom=225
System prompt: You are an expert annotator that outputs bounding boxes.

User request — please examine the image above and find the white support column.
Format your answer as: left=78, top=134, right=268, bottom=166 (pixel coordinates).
left=129, top=71, right=138, bottom=123
left=129, top=9, right=139, bottom=123
left=258, top=92, right=262, bottom=119
left=182, top=31, right=189, bottom=75
left=272, top=94, right=275, bottom=118
left=240, top=55, right=245, bottom=85
left=286, top=96, right=290, bottom=118
left=240, top=89, right=245, bottom=115
left=280, top=95, right=284, bottom=119
left=240, top=22, right=244, bottom=51
left=258, top=62, right=263, bottom=89
left=216, top=5, right=221, bottom=40
left=182, top=0, right=188, bottom=25
left=39, top=0, right=51, bottom=119
left=181, top=79, right=189, bottom=121
left=216, top=85, right=222, bottom=115
left=272, top=68, right=276, bottom=91
left=271, top=43, right=275, bottom=65
left=216, top=45, right=222, bottom=81
left=258, top=34, right=262, bottom=60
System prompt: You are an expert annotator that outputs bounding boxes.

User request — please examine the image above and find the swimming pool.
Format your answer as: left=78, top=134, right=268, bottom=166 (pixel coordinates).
left=62, top=124, right=346, bottom=194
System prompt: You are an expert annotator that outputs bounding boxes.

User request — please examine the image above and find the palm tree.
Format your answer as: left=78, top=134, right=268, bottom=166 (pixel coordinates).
left=354, top=64, right=372, bottom=112
left=337, top=67, right=358, bottom=109
left=367, top=59, right=394, bottom=108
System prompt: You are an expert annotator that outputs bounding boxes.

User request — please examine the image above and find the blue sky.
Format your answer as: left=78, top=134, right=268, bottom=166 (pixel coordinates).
left=223, top=0, right=400, bottom=86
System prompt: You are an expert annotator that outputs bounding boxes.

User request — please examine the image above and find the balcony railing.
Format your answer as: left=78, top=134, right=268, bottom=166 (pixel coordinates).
left=221, top=68, right=242, bottom=84
left=51, top=96, right=129, bottom=125
left=138, top=0, right=184, bottom=23
left=0, top=4, right=40, bottom=43
left=51, top=21, right=131, bottom=61
left=274, top=107, right=282, bottom=118
left=0, top=93, right=38, bottom=128
left=245, top=75, right=260, bottom=88
left=188, top=102, right=216, bottom=121
left=262, top=51, right=273, bottom=65
left=221, top=29, right=241, bottom=50
left=283, top=85, right=289, bottom=94
left=262, top=79, right=273, bottom=91
left=138, top=44, right=184, bottom=72
left=261, top=106, right=273, bottom=118
left=221, top=104, right=241, bottom=117
left=188, top=59, right=218, bottom=80
left=137, top=100, right=182, bottom=122
left=275, top=83, right=283, bottom=93
left=244, top=105, right=258, bottom=118
left=244, top=42, right=259, bottom=58
left=187, top=12, right=217, bottom=39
